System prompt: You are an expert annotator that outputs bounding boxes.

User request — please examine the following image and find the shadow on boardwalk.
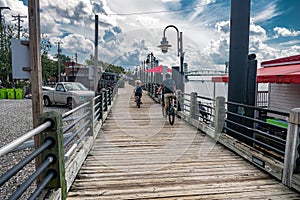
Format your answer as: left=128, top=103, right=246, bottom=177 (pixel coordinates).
left=67, top=83, right=300, bottom=199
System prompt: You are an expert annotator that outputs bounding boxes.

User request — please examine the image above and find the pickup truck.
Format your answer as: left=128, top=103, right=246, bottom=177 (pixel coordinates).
left=42, top=82, right=95, bottom=109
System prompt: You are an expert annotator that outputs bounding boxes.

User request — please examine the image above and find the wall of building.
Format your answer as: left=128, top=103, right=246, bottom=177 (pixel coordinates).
left=269, top=83, right=300, bottom=118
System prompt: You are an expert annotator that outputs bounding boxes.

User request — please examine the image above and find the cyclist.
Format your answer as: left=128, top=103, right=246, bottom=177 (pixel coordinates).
left=134, top=80, right=143, bottom=104
left=157, top=74, right=176, bottom=117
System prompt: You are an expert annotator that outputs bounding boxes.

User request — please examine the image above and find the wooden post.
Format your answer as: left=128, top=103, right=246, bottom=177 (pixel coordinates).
left=39, top=111, right=66, bottom=200
left=190, top=92, right=198, bottom=120
left=282, top=108, right=300, bottom=187
left=214, top=96, right=226, bottom=140
left=28, top=0, right=43, bottom=181
left=176, top=89, right=183, bottom=112
left=83, top=96, right=95, bottom=138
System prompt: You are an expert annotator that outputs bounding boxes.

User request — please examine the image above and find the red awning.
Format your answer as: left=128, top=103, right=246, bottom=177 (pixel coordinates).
left=144, top=65, right=172, bottom=73
left=212, top=64, right=300, bottom=84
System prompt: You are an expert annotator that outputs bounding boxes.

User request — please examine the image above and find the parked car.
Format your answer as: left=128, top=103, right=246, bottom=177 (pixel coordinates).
left=98, top=72, right=118, bottom=91
left=42, top=82, right=95, bottom=109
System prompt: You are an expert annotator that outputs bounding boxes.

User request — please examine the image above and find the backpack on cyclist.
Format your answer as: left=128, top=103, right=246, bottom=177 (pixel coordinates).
left=163, top=79, right=175, bottom=94
left=135, top=86, right=142, bottom=94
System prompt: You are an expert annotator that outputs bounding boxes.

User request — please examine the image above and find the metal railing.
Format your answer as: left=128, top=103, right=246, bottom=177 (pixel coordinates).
left=0, top=85, right=118, bottom=200
left=224, top=101, right=289, bottom=161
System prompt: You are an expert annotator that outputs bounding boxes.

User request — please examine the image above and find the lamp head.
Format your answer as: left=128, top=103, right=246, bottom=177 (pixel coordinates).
left=158, top=37, right=171, bottom=53
left=248, top=53, right=256, bottom=60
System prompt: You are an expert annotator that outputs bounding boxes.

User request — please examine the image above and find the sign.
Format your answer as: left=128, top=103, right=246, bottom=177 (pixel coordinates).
left=11, top=39, right=30, bottom=79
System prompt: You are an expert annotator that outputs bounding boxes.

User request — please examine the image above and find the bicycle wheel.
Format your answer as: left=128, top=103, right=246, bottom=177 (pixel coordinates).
left=168, top=105, right=175, bottom=125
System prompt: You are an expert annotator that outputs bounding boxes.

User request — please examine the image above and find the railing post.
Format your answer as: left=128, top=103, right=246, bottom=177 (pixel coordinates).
left=176, top=89, right=183, bottom=111
left=108, top=87, right=112, bottom=106
left=85, top=96, right=95, bottom=137
left=190, top=92, right=198, bottom=120
left=282, top=108, right=300, bottom=187
left=39, top=111, right=66, bottom=200
left=214, top=96, right=226, bottom=140
left=98, top=92, right=103, bottom=121
left=103, top=89, right=108, bottom=112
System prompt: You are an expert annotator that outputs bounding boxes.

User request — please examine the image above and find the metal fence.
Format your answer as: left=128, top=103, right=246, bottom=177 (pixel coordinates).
left=0, top=85, right=118, bottom=200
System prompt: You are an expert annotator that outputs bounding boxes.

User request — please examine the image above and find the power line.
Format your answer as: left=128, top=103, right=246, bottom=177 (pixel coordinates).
left=12, top=14, right=27, bottom=39
left=107, top=2, right=219, bottom=16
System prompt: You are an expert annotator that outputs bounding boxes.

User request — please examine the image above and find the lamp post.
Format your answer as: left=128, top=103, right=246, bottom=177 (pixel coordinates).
left=146, top=52, right=158, bottom=83
left=158, top=25, right=184, bottom=92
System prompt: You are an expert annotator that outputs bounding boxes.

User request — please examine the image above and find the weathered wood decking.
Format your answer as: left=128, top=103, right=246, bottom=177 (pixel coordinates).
left=67, top=84, right=300, bottom=199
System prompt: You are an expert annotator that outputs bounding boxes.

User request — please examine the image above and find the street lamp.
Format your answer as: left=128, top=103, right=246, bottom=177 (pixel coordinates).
left=158, top=25, right=184, bottom=92
left=146, top=52, right=157, bottom=83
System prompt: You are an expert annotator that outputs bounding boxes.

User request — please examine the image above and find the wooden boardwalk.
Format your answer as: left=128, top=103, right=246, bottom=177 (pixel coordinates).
left=67, top=84, right=300, bottom=199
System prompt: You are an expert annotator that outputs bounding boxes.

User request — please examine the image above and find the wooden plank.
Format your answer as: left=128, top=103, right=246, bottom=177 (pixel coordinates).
left=66, top=83, right=300, bottom=199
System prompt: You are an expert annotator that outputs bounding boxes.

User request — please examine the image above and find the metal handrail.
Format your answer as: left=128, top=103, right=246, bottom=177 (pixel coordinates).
left=64, top=128, right=90, bottom=161
left=62, top=101, right=90, bottom=119
left=64, top=120, right=90, bottom=147
left=62, top=111, right=90, bottom=133
left=0, top=139, right=53, bottom=186
left=0, top=121, right=52, bottom=157
left=8, top=156, right=54, bottom=200
left=28, top=170, right=56, bottom=200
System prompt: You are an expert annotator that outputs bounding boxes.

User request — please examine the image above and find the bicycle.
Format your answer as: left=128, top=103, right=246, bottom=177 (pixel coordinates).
left=162, top=94, right=175, bottom=125
left=136, top=95, right=141, bottom=108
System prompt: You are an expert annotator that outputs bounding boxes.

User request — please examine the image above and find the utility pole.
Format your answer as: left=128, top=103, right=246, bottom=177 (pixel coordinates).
left=12, top=14, right=27, bottom=39
left=28, top=0, right=43, bottom=184
left=93, top=15, right=99, bottom=92
left=56, top=41, right=63, bottom=82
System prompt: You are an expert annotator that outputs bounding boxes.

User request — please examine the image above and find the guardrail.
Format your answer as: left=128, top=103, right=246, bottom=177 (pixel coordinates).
left=0, top=85, right=118, bottom=200
left=145, top=82, right=300, bottom=192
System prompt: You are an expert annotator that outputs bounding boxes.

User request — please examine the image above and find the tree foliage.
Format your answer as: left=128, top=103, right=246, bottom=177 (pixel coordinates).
left=0, top=22, right=72, bottom=85
left=84, top=54, right=126, bottom=75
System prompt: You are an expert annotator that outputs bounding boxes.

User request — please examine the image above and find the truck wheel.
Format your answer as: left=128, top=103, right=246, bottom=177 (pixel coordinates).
left=67, top=98, right=75, bottom=109
left=44, top=97, right=52, bottom=107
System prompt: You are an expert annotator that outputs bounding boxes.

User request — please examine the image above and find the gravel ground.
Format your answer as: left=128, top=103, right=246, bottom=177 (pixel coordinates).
left=0, top=99, right=69, bottom=200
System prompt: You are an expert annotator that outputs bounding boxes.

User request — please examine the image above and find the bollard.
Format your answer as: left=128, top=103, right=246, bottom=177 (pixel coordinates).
left=39, top=111, right=66, bottom=200
left=214, top=96, right=226, bottom=140
left=282, top=108, right=300, bottom=187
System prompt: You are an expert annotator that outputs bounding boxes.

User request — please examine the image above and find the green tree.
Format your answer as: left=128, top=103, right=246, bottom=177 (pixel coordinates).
left=0, top=23, right=14, bottom=85
left=84, top=54, right=125, bottom=74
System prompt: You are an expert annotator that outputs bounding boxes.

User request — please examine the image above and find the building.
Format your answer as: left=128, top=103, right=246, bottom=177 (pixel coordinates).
left=212, top=54, right=300, bottom=115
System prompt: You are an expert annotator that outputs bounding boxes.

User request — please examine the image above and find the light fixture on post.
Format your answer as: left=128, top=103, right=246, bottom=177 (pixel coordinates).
left=158, top=25, right=184, bottom=92
left=158, top=37, right=172, bottom=53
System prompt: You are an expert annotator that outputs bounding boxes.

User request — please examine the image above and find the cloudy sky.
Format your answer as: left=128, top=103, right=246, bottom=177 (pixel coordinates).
left=1, top=0, right=300, bottom=71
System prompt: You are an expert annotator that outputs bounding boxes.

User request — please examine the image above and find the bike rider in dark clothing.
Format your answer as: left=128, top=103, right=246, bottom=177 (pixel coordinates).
left=134, top=80, right=143, bottom=104
left=157, top=74, right=176, bottom=117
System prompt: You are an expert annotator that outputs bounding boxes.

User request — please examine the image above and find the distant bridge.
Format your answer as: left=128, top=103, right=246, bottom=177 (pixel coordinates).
left=185, top=69, right=226, bottom=77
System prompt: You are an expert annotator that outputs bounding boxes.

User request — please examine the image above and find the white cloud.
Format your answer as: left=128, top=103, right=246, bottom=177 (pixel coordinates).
left=252, top=2, right=281, bottom=23
left=3, top=0, right=300, bottom=70
left=273, top=27, right=300, bottom=37
left=250, top=23, right=267, bottom=40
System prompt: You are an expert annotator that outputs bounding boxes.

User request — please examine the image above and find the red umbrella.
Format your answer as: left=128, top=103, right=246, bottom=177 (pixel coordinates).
left=144, top=65, right=172, bottom=73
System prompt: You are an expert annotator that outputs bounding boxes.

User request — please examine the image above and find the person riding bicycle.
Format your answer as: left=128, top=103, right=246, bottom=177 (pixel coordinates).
left=157, top=74, right=176, bottom=117
left=134, top=80, right=143, bottom=104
